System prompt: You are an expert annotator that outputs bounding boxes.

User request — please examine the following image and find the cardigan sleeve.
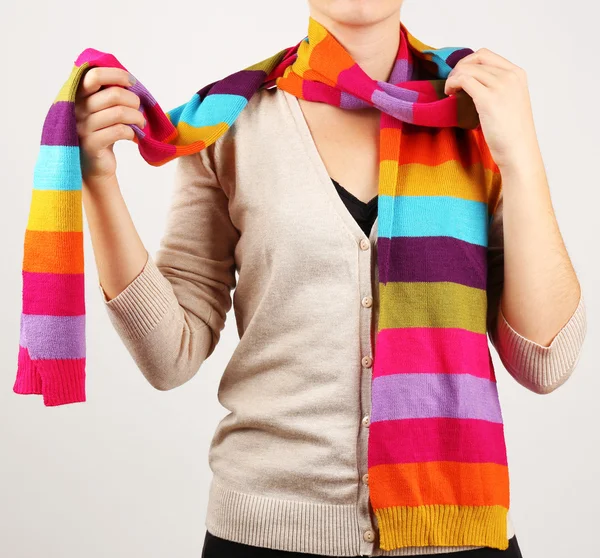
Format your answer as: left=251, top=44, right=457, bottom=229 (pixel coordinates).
left=486, top=192, right=587, bottom=394
left=99, top=146, right=239, bottom=391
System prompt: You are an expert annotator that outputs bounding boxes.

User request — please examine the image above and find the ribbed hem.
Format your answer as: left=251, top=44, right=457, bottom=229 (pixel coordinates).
left=14, top=345, right=43, bottom=395
left=100, top=252, right=175, bottom=340
left=496, top=292, right=587, bottom=394
left=375, top=505, right=508, bottom=551
left=204, top=477, right=509, bottom=556
left=206, top=477, right=361, bottom=556
left=14, top=346, right=86, bottom=406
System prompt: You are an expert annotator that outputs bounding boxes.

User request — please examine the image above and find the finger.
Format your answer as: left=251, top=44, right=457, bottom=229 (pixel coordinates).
left=455, top=48, right=515, bottom=71
left=448, top=64, right=500, bottom=89
left=444, top=73, right=488, bottom=99
left=451, top=60, right=503, bottom=79
left=78, top=105, right=145, bottom=136
left=76, top=86, right=141, bottom=119
left=77, top=67, right=133, bottom=100
left=80, top=123, right=136, bottom=153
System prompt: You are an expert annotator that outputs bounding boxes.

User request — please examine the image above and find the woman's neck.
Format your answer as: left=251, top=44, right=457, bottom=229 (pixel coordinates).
left=307, top=11, right=402, bottom=83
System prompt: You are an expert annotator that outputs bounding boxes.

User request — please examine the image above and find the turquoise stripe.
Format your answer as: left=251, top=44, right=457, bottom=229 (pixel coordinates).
left=171, top=93, right=248, bottom=128
left=378, top=195, right=488, bottom=246
left=33, top=145, right=82, bottom=191
left=421, top=46, right=460, bottom=77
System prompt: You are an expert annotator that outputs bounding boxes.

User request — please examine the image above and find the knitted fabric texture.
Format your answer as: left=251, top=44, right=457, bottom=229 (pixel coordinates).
left=15, top=15, right=507, bottom=551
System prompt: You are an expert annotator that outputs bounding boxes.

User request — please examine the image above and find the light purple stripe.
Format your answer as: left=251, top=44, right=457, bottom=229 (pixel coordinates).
left=389, top=58, right=412, bottom=84
left=128, top=80, right=158, bottom=108
left=20, top=314, right=85, bottom=359
left=340, top=91, right=370, bottom=109
left=377, top=80, right=420, bottom=103
left=371, top=373, right=503, bottom=424
left=371, top=89, right=413, bottom=123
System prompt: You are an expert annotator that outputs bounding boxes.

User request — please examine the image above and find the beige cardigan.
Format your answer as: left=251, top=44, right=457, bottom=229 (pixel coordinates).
left=100, top=86, right=587, bottom=556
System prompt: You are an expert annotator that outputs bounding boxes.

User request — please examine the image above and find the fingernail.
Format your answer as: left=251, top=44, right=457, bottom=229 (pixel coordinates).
left=128, top=72, right=136, bottom=85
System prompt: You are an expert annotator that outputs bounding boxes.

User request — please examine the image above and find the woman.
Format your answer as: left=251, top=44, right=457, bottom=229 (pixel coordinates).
left=76, top=1, right=586, bottom=557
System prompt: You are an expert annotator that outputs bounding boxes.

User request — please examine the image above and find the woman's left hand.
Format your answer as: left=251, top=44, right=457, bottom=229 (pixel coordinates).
left=444, top=48, right=539, bottom=172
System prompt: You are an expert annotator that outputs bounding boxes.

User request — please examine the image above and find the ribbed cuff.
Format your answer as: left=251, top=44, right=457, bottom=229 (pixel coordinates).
left=495, top=292, right=587, bottom=394
left=14, top=345, right=86, bottom=406
left=99, top=252, right=176, bottom=340
left=40, top=358, right=86, bottom=406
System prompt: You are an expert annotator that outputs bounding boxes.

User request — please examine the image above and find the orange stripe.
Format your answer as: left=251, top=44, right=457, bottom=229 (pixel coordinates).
left=278, top=69, right=305, bottom=98
left=23, top=230, right=84, bottom=274
left=312, top=34, right=355, bottom=80
left=396, top=127, right=483, bottom=167
left=369, top=461, right=510, bottom=509
left=380, top=126, right=499, bottom=174
left=380, top=127, right=402, bottom=162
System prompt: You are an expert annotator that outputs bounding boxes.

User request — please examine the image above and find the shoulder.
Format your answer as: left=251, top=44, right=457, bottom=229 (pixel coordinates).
left=184, top=87, right=290, bottom=196
left=220, top=86, right=290, bottom=142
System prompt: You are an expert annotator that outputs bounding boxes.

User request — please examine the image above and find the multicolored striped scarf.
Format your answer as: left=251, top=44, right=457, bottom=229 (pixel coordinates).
left=15, top=15, right=507, bottom=551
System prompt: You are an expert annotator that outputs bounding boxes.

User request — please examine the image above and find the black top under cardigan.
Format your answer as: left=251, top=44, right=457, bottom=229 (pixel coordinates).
left=331, top=177, right=378, bottom=237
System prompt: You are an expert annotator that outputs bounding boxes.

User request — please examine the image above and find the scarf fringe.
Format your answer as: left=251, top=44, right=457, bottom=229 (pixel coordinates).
left=375, top=504, right=509, bottom=551
left=14, top=345, right=86, bottom=406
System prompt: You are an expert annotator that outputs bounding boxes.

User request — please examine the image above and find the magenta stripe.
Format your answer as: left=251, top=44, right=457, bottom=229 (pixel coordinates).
left=371, top=373, right=503, bottom=423
left=373, top=327, right=495, bottom=380
left=20, top=314, right=85, bottom=359
left=22, top=271, right=85, bottom=316
left=368, top=418, right=508, bottom=467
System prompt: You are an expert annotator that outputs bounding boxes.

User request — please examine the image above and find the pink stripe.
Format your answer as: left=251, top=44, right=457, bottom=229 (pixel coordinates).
left=22, top=271, right=85, bottom=316
left=303, top=80, right=342, bottom=106
left=139, top=137, right=178, bottom=164
left=368, top=417, right=508, bottom=467
left=373, top=327, right=495, bottom=381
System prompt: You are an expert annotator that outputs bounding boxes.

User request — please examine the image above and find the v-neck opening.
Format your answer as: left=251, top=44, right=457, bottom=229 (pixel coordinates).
left=280, top=89, right=379, bottom=245
left=331, top=178, right=378, bottom=209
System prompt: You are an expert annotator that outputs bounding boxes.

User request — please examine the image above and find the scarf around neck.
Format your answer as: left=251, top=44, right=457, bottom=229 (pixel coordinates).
left=15, top=15, right=507, bottom=551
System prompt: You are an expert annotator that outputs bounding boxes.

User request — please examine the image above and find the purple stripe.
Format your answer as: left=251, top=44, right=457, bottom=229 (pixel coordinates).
left=20, top=314, right=85, bottom=359
left=128, top=80, right=159, bottom=109
left=377, top=80, right=420, bottom=103
left=41, top=102, right=79, bottom=146
left=378, top=236, right=487, bottom=289
left=199, top=69, right=268, bottom=101
left=389, top=58, right=412, bottom=84
left=340, top=91, right=370, bottom=109
left=371, top=89, right=413, bottom=123
left=446, top=48, right=473, bottom=69
left=371, top=373, right=503, bottom=424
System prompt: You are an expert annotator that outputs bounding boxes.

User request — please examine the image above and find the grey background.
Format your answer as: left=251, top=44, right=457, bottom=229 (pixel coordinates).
left=1, top=1, right=597, bottom=557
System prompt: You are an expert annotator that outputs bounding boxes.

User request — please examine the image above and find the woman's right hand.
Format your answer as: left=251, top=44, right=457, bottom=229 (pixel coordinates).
left=75, top=67, right=145, bottom=187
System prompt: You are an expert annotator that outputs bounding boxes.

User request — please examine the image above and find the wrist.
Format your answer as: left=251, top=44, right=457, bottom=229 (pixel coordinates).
left=82, top=174, right=122, bottom=199
left=498, top=145, right=545, bottom=182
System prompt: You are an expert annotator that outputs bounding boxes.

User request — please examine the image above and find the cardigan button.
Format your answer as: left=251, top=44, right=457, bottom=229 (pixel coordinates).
left=361, top=355, right=373, bottom=368
left=362, top=473, right=369, bottom=485
left=361, top=296, right=373, bottom=308
left=362, top=415, right=370, bottom=427
left=363, top=529, right=375, bottom=542
left=359, top=238, right=370, bottom=251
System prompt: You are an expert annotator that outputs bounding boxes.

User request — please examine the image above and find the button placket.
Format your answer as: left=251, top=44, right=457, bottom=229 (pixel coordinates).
left=357, top=230, right=377, bottom=553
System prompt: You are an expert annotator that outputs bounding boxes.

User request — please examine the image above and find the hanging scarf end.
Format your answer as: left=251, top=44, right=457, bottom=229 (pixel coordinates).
left=14, top=346, right=86, bottom=407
